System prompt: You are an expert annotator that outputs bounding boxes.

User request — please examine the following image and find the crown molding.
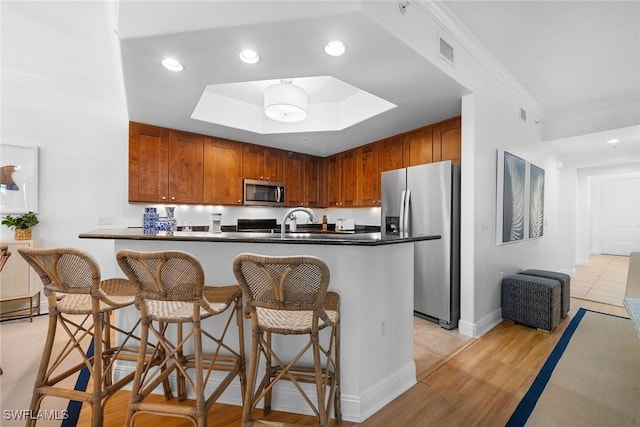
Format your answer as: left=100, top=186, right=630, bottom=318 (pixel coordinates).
left=412, top=0, right=546, bottom=119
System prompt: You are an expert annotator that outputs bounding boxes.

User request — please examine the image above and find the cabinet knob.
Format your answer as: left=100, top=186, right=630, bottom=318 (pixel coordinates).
left=171, top=196, right=176, bottom=201
left=161, top=196, right=167, bottom=200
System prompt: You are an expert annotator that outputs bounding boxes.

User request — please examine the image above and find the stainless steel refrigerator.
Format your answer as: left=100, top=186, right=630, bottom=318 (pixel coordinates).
left=381, top=160, right=461, bottom=329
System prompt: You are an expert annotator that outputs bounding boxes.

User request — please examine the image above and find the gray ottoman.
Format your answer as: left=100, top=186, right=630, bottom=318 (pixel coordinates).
left=501, top=274, right=562, bottom=332
left=520, top=269, right=571, bottom=318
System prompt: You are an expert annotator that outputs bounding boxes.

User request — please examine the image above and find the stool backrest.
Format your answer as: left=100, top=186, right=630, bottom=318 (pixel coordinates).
left=0, top=245, right=10, bottom=272
left=116, top=249, right=205, bottom=302
left=232, top=253, right=330, bottom=312
left=17, top=247, right=100, bottom=295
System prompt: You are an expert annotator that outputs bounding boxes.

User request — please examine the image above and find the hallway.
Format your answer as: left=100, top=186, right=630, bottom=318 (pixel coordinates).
left=571, top=254, right=629, bottom=307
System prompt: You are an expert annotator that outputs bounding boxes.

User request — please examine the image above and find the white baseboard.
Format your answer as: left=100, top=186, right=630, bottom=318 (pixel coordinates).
left=459, top=307, right=502, bottom=338
left=114, top=360, right=417, bottom=423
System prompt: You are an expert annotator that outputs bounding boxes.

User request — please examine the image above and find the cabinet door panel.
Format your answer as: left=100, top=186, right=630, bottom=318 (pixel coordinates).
left=404, top=127, right=433, bottom=166
left=169, top=131, right=204, bottom=203
left=304, top=155, right=320, bottom=207
left=284, top=152, right=304, bottom=206
left=204, top=138, right=243, bottom=205
left=436, top=117, right=462, bottom=164
left=379, top=136, right=404, bottom=172
left=129, top=123, right=169, bottom=202
left=242, top=144, right=264, bottom=180
left=341, top=150, right=358, bottom=207
left=326, top=155, right=342, bottom=207
left=359, top=143, right=380, bottom=206
left=264, top=148, right=284, bottom=182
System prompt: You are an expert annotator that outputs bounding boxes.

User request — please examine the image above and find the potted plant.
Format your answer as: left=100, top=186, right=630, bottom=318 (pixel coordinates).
left=1, top=211, right=39, bottom=240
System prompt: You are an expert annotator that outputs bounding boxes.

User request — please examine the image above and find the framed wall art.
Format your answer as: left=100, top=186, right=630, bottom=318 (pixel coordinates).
left=0, top=144, right=39, bottom=213
left=496, top=149, right=545, bottom=245
left=528, top=162, right=545, bottom=238
left=497, top=150, right=526, bottom=244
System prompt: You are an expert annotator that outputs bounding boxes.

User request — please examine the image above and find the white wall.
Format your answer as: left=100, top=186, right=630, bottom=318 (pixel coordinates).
left=1, top=1, right=131, bottom=273
left=364, top=2, right=564, bottom=336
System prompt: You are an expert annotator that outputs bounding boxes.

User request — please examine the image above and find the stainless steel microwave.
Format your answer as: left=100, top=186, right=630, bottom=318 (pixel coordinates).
left=243, top=179, right=286, bottom=206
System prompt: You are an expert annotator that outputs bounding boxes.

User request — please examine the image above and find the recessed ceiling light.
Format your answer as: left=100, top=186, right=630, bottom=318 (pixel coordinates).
left=239, top=49, right=260, bottom=64
left=324, top=41, right=345, bottom=57
left=161, top=57, right=183, bottom=72
left=606, top=138, right=620, bottom=144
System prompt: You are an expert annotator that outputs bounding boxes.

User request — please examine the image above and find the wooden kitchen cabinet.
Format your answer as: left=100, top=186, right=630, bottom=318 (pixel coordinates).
left=128, top=122, right=204, bottom=203
left=403, top=125, right=434, bottom=167
left=243, top=144, right=284, bottom=182
left=203, top=137, right=243, bottom=205
left=303, top=155, right=321, bottom=207
left=284, top=153, right=321, bottom=207
left=325, top=154, right=342, bottom=207
left=358, top=143, right=380, bottom=206
left=433, top=116, right=462, bottom=164
left=284, top=151, right=304, bottom=206
left=379, top=135, right=404, bottom=172
left=0, top=239, right=42, bottom=321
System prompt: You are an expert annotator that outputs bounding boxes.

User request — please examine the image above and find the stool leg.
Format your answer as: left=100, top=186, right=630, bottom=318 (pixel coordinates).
left=27, top=308, right=58, bottom=427
left=242, top=323, right=261, bottom=427
left=91, top=311, right=104, bottom=427
left=234, top=295, right=247, bottom=403
left=333, top=321, right=342, bottom=423
left=264, top=331, right=273, bottom=414
left=125, top=315, right=150, bottom=427
left=176, top=322, right=187, bottom=401
left=312, top=330, right=328, bottom=427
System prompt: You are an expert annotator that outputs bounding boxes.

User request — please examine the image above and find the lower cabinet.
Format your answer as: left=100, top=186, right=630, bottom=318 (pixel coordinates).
left=0, top=239, right=42, bottom=321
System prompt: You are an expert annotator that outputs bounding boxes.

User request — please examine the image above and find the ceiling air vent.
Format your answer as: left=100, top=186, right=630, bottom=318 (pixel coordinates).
left=520, top=108, right=527, bottom=122
left=439, top=37, right=454, bottom=66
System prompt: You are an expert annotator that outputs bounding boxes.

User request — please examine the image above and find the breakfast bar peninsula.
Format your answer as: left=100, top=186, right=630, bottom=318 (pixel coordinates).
left=79, top=228, right=440, bottom=422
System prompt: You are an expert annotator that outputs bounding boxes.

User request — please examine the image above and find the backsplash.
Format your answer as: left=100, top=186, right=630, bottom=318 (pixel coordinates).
left=123, top=205, right=381, bottom=230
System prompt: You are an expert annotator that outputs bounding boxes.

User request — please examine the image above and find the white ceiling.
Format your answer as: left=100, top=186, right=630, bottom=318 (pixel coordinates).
left=118, top=0, right=640, bottom=159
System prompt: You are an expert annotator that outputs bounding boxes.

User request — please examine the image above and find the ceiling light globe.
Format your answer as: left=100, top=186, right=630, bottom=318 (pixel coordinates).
left=325, top=41, right=345, bottom=56
left=239, top=49, right=260, bottom=64
left=264, top=82, right=308, bottom=123
left=161, top=57, right=183, bottom=72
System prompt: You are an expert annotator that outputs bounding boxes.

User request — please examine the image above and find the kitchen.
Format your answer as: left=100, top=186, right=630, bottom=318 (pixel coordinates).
left=3, top=1, right=636, bottom=426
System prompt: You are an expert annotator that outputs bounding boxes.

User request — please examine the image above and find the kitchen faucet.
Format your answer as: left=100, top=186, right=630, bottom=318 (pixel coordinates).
left=281, top=207, right=320, bottom=238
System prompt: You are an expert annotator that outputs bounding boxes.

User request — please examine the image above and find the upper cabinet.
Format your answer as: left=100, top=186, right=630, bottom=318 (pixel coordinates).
left=128, top=122, right=203, bottom=203
left=203, top=137, right=243, bottom=205
left=433, top=116, right=462, bottom=164
left=403, top=126, right=434, bottom=167
left=358, top=143, right=380, bottom=206
left=127, top=116, right=460, bottom=207
left=284, top=152, right=321, bottom=207
left=243, top=144, right=284, bottom=182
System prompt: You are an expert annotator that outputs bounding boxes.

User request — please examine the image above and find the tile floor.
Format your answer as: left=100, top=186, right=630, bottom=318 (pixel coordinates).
left=570, top=254, right=629, bottom=307
left=413, top=316, right=474, bottom=381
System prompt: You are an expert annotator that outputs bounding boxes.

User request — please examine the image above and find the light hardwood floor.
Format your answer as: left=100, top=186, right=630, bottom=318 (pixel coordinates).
left=79, top=256, right=631, bottom=427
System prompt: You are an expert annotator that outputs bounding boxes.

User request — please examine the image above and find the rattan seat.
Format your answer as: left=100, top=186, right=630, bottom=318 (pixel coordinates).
left=18, top=247, right=150, bottom=427
left=233, top=253, right=341, bottom=427
left=117, top=249, right=246, bottom=427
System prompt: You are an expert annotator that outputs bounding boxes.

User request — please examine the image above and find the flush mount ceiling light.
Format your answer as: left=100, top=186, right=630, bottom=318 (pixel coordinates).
left=239, top=49, right=260, bottom=64
left=264, top=80, right=308, bottom=123
left=606, top=138, right=620, bottom=144
left=324, top=40, right=346, bottom=56
left=161, top=57, right=183, bottom=72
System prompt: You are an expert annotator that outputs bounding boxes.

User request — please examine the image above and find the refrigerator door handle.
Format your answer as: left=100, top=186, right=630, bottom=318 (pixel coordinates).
left=403, top=189, right=411, bottom=236
left=399, top=190, right=406, bottom=234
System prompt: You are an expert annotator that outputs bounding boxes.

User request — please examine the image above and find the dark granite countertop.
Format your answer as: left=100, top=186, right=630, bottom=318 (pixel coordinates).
left=79, top=228, right=441, bottom=246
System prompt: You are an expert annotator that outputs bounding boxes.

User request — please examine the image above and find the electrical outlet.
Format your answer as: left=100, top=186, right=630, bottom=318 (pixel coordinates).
left=98, top=216, right=113, bottom=226
left=380, top=319, right=386, bottom=336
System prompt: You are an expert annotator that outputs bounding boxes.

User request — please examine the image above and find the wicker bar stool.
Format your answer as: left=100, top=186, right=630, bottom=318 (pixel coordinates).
left=17, top=247, right=146, bottom=427
left=0, top=245, right=10, bottom=271
left=232, top=253, right=341, bottom=427
left=0, top=245, right=10, bottom=375
left=116, top=249, right=246, bottom=427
